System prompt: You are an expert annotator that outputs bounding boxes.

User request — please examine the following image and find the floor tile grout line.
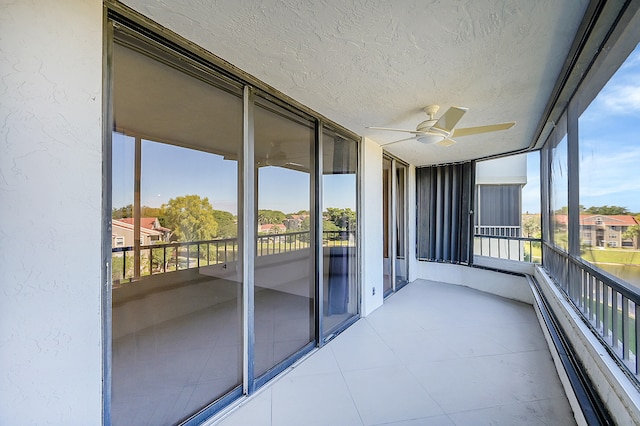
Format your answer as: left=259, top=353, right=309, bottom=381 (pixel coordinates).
left=216, top=280, right=574, bottom=425
left=328, top=344, right=367, bottom=426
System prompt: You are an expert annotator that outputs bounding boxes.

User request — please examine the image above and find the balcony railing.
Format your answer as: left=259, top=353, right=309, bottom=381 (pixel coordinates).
left=112, top=230, right=353, bottom=285
left=112, top=237, right=239, bottom=285
left=474, top=234, right=542, bottom=263
left=475, top=225, right=521, bottom=237
left=544, top=243, right=640, bottom=382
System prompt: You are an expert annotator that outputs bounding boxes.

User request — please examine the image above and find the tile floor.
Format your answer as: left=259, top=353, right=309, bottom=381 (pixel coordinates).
left=215, top=280, right=576, bottom=426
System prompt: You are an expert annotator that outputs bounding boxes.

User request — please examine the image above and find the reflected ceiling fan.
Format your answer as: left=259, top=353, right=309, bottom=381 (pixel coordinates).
left=368, top=105, right=515, bottom=147
left=258, top=141, right=307, bottom=170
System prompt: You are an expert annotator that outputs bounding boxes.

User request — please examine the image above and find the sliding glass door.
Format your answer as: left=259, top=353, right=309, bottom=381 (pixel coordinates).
left=382, top=155, right=409, bottom=296
left=383, top=156, right=393, bottom=295
left=395, top=163, right=408, bottom=288
left=322, top=129, right=359, bottom=338
left=253, top=98, right=315, bottom=379
left=107, top=13, right=360, bottom=423
left=111, top=37, right=244, bottom=425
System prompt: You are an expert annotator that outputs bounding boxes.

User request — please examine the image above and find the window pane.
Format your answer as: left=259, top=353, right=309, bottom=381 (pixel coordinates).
left=322, top=129, right=358, bottom=337
left=550, top=134, right=569, bottom=251
left=382, top=157, right=392, bottom=294
left=579, top=43, right=640, bottom=287
left=395, top=164, right=407, bottom=285
left=523, top=152, right=542, bottom=263
left=254, top=99, right=315, bottom=377
left=473, top=153, right=542, bottom=262
left=111, top=41, right=243, bottom=424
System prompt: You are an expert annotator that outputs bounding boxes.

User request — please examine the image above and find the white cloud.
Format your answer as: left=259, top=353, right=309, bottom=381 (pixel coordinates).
left=599, top=84, right=640, bottom=113
left=583, top=45, right=640, bottom=116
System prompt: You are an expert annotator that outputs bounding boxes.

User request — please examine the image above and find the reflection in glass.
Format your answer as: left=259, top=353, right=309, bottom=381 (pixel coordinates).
left=322, top=130, right=358, bottom=337
left=473, top=153, right=541, bottom=262
left=395, top=164, right=408, bottom=286
left=579, top=43, right=640, bottom=287
left=111, top=41, right=243, bottom=424
left=550, top=135, right=569, bottom=251
left=523, top=152, right=542, bottom=263
left=254, top=98, right=315, bottom=378
left=382, top=157, right=393, bottom=295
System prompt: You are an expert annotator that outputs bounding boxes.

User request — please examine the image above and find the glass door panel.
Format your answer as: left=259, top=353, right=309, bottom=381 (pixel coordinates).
left=322, top=129, right=358, bottom=338
left=111, top=41, right=243, bottom=425
left=253, top=98, right=315, bottom=378
left=382, top=156, right=393, bottom=296
left=395, top=164, right=408, bottom=288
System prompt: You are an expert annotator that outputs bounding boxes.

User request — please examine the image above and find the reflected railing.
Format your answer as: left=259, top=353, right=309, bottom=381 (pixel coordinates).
left=112, top=230, right=354, bottom=285
left=112, top=237, right=238, bottom=285
left=475, top=225, right=521, bottom=237
left=474, top=234, right=542, bottom=263
left=544, top=243, right=640, bottom=382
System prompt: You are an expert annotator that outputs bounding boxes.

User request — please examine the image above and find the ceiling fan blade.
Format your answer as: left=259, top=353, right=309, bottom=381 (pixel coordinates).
left=435, top=138, right=456, bottom=147
left=367, top=126, right=423, bottom=134
left=432, top=106, right=468, bottom=133
left=284, top=162, right=309, bottom=173
left=452, top=122, right=516, bottom=138
left=379, top=135, right=421, bottom=146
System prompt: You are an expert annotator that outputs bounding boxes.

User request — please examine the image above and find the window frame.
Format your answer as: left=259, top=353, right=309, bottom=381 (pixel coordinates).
left=103, top=5, right=362, bottom=423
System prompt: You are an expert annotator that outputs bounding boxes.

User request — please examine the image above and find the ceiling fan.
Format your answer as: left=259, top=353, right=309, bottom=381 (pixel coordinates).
left=257, top=141, right=307, bottom=170
left=367, top=105, right=515, bottom=147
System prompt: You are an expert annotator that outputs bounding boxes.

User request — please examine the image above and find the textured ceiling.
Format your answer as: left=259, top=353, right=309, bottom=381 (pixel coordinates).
left=121, top=0, right=589, bottom=166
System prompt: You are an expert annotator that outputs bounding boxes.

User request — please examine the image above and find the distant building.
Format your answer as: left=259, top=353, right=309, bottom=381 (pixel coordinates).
left=283, top=214, right=309, bottom=230
left=579, top=215, right=638, bottom=249
left=553, top=214, right=639, bottom=249
left=475, top=155, right=527, bottom=237
left=258, top=223, right=287, bottom=234
left=112, top=218, right=172, bottom=247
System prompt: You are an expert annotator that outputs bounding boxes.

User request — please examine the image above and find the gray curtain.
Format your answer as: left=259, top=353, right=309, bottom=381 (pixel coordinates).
left=475, top=185, right=521, bottom=227
left=416, top=162, right=475, bottom=263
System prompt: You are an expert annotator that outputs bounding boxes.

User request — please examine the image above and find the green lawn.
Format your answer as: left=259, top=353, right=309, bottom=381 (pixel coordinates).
left=525, top=242, right=542, bottom=263
left=581, top=248, right=640, bottom=265
left=589, top=298, right=636, bottom=356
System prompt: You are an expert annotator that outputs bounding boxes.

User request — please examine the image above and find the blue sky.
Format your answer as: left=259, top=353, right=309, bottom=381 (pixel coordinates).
left=521, top=42, right=640, bottom=214
left=578, top=43, right=640, bottom=213
left=521, top=151, right=541, bottom=214
left=112, top=134, right=356, bottom=215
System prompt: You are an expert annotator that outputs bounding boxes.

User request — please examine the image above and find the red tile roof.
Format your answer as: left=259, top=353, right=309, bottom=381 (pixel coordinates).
left=552, top=214, right=638, bottom=226
left=259, top=224, right=287, bottom=232
left=118, top=217, right=160, bottom=230
left=112, top=219, right=163, bottom=236
left=581, top=215, right=638, bottom=225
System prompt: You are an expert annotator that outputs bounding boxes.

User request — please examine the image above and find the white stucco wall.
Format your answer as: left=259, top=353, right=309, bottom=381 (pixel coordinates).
left=0, top=1, right=104, bottom=424
left=414, top=262, right=535, bottom=305
left=360, top=138, right=384, bottom=316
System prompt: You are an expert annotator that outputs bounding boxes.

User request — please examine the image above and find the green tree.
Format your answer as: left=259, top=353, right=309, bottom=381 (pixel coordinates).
left=300, top=216, right=310, bottom=231
left=112, top=204, right=133, bottom=219
left=141, top=206, right=166, bottom=226
left=257, top=209, right=286, bottom=225
left=212, top=210, right=237, bottom=238
left=325, top=207, right=356, bottom=230
left=522, top=215, right=541, bottom=238
left=323, top=219, right=341, bottom=232
left=162, top=195, right=219, bottom=242
left=622, top=224, right=640, bottom=247
left=584, top=205, right=630, bottom=215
